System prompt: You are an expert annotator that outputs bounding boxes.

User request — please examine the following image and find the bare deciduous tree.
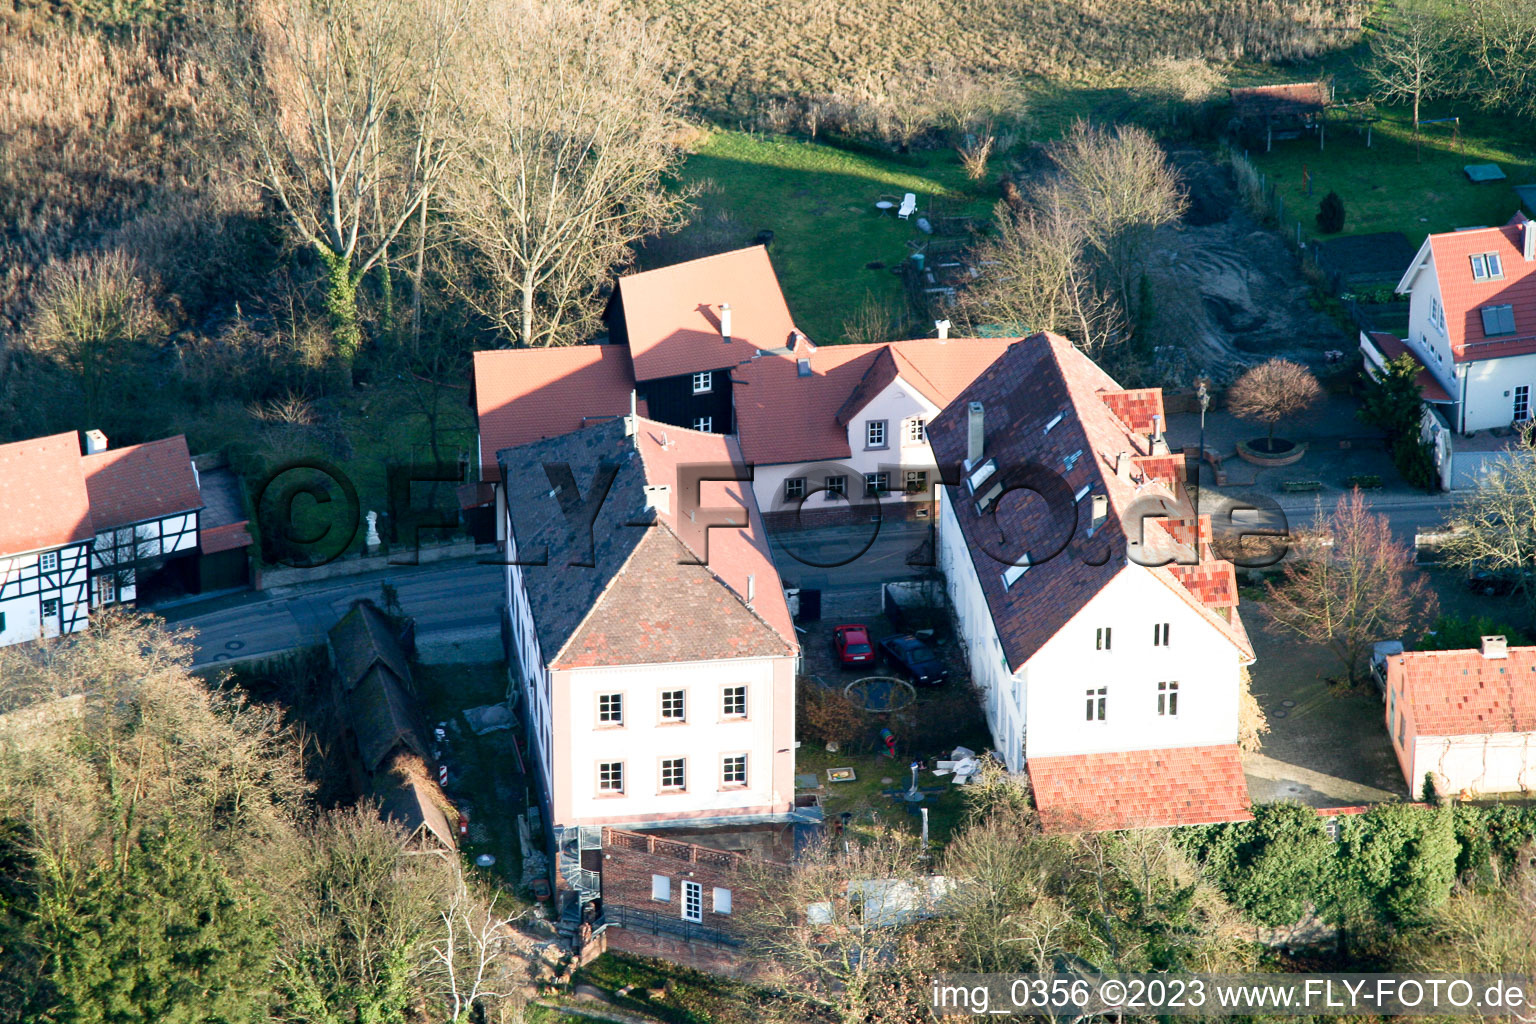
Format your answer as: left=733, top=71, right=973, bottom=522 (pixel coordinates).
left=211, top=0, right=471, bottom=358
left=1457, top=0, right=1536, bottom=121
left=1366, top=0, right=1452, bottom=133
left=1263, top=491, right=1438, bottom=685
left=1439, top=440, right=1536, bottom=612
left=1227, top=358, right=1322, bottom=451
left=445, top=0, right=689, bottom=347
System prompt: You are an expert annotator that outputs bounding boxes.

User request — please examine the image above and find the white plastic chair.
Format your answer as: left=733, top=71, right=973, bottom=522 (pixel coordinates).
left=897, top=193, right=917, bottom=220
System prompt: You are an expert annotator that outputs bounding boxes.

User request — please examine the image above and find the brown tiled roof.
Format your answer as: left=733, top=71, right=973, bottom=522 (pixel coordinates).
left=927, top=333, right=1253, bottom=669
left=733, top=337, right=1019, bottom=465
left=1028, top=744, right=1252, bottom=832
left=613, top=246, right=799, bottom=381
left=200, top=522, right=253, bottom=554
left=81, top=435, right=202, bottom=530
left=1420, top=220, right=1536, bottom=362
left=1230, top=82, right=1329, bottom=117
left=0, top=432, right=93, bottom=554
left=1366, top=332, right=1454, bottom=403
left=473, top=346, right=639, bottom=480
left=496, top=417, right=795, bottom=670
left=1390, top=646, right=1536, bottom=736
left=1099, top=388, right=1165, bottom=434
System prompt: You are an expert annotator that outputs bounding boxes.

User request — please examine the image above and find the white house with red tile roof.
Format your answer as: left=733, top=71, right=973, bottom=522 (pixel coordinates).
left=1384, top=636, right=1536, bottom=798
left=1365, top=213, right=1536, bottom=487
left=0, top=429, right=228, bottom=646
left=493, top=414, right=802, bottom=911
left=731, top=335, right=1019, bottom=527
left=929, top=333, right=1255, bottom=832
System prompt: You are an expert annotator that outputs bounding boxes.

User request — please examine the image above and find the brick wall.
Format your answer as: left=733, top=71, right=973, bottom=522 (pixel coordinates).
left=605, top=927, right=768, bottom=980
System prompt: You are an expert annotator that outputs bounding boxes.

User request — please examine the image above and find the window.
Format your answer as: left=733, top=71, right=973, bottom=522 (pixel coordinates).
left=784, top=477, right=806, bottom=501
left=1044, top=412, right=1065, bottom=434
left=1430, top=296, right=1446, bottom=333
left=598, top=761, right=624, bottom=793
left=1480, top=304, right=1516, bottom=337
left=660, top=757, right=686, bottom=790
left=713, top=887, right=733, bottom=915
left=692, top=370, right=713, bottom=394
left=96, top=575, right=116, bottom=606
left=42, top=598, right=59, bottom=619
left=1063, top=449, right=1083, bottom=471
left=692, top=416, right=714, bottom=432
left=904, top=470, right=928, bottom=494
left=1001, top=559, right=1029, bottom=588
left=660, top=690, right=685, bottom=722
left=1158, top=681, right=1179, bottom=717
left=1074, top=484, right=1091, bottom=504
left=906, top=419, right=926, bottom=444
left=722, top=685, right=747, bottom=718
left=722, top=754, right=747, bottom=787
left=1096, top=627, right=1112, bottom=651
left=824, top=475, right=847, bottom=499
left=865, top=420, right=887, bottom=448
left=864, top=472, right=889, bottom=497
left=39, top=551, right=58, bottom=573
left=966, top=459, right=996, bottom=492
left=0, top=612, right=5, bottom=632
left=1517, top=386, right=1531, bottom=422
left=1397, top=711, right=1405, bottom=746
left=1085, top=687, right=1107, bottom=721
left=651, top=875, right=671, bottom=901
left=1153, top=622, right=1170, bottom=647
left=1471, top=252, right=1504, bottom=281
left=682, top=880, right=703, bottom=923
left=598, top=693, right=623, bottom=725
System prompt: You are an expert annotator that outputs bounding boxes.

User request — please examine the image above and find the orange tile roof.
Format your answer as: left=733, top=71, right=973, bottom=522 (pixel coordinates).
left=81, top=435, right=202, bottom=529
left=614, top=246, right=800, bottom=381
left=0, top=432, right=93, bottom=554
left=1366, top=332, right=1454, bottom=403
left=1390, top=646, right=1536, bottom=736
left=1028, top=744, right=1252, bottom=832
left=473, top=346, right=639, bottom=480
left=732, top=337, right=1019, bottom=465
left=1423, top=220, right=1536, bottom=362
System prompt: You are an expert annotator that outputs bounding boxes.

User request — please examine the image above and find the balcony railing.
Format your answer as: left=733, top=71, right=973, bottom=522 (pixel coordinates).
left=605, top=902, right=744, bottom=948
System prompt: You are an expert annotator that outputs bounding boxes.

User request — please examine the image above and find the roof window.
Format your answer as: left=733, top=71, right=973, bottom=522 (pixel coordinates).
left=1043, top=412, right=1065, bottom=434
left=1481, top=304, right=1516, bottom=337
left=1001, top=558, right=1030, bottom=588
left=1471, top=252, right=1504, bottom=281
left=966, top=458, right=996, bottom=494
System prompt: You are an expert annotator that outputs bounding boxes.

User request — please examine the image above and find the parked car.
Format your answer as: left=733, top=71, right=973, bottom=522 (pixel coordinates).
left=1468, top=569, right=1518, bottom=597
left=832, top=624, right=875, bottom=668
left=879, top=633, right=948, bottom=686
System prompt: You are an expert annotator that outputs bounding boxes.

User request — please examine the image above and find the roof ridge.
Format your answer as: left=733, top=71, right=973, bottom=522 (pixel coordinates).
left=548, top=526, right=654, bottom=668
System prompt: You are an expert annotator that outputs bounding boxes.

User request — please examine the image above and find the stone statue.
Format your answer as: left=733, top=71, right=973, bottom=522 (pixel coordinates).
left=365, top=510, right=381, bottom=550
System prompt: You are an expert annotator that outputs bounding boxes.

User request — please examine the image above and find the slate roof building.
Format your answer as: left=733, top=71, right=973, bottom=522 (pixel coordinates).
left=930, top=333, right=1255, bottom=831
left=1384, top=636, right=1536, bottom=798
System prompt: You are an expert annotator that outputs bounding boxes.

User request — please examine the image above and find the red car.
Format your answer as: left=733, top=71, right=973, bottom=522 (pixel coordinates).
left=832, top=624, right=875, bottom=668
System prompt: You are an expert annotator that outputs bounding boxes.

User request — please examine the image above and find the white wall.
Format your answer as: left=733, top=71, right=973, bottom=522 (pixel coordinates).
left=558, top=656, right=787, bottom=825
left=503, top=504, right=553, bottom=783
left=1403, top=254, right=1457, bottom=396
left=1408, top=732, right=1536, bottom=796
left=1022, top=569, right=1242, bottom=759
left=1461, top=351, right=1536, bottom=432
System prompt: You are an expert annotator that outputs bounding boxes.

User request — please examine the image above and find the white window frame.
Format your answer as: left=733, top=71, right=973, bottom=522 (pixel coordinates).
left=660, top=757, right=686, bottom=791
left=864, top=472, right=889, bottom=497
left=1430, top=295, right=1445, bottom=333
left=96, top=574, right=116, bottom=606
left=1472, top=252, right=1505, bottom=281
left=1517, top=385, right=1531, bottom=422
left=598, top=761, right=624, bottom=793
left=1158, top=680, right=1179, bottom=717
left=39, top=551, right=58, bottom=573
left=692, top=416, right=713, bottom=433
left=784, top=477, right=806, bottom=501
left=824, top=475, right=847, bottom=500
left=905, top=418, right=926, bottom=445
left=722, top=685, right=747, bottom=718
left=904, top=469, right=928, bottom=494
left=682, top=880, right=703, bottom=923
left=692, top=370, right=713, bottom=395
left=652, top=875, right=671, bottom=901
left=713, top=887, right=733, bottom=915
left=660, top=689, right=686, bottom=722
left=1096, top=626, right=1112, bottom=651
left=598, top=693, right=623, bottom=726
left=721, top=753, right=747, bottom=787
left=865, top=420, right=887, bottom=449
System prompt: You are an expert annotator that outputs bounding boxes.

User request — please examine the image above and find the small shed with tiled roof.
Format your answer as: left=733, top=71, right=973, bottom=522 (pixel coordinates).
left=1385, top=636, right=1536, bottom=798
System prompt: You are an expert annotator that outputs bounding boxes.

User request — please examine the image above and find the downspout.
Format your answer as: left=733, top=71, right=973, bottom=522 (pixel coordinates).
left=1458, top=362, right=1468, bottom=434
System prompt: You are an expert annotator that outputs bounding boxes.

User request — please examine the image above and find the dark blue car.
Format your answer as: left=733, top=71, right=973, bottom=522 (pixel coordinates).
left=879, top=634, right=947, bottom=686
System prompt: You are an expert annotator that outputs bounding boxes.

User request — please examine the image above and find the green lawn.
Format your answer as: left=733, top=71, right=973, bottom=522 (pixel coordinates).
left=669, top=130, right=996, bottom=343
left=796, top=745, right=970, bottom=849
left=1247, top=102, right=1535, bottom=251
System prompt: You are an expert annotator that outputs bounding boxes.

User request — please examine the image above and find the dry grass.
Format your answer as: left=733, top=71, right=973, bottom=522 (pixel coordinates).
left=628, top=0, right=1371, bottom=120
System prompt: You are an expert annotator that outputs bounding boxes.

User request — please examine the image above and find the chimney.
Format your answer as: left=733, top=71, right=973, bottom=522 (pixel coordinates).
left=1482, top=634, right=1509, bottom=659
left=624, top=390, right=637, bottom=436
left=1091, top=494, right=1108, bottom=525
left=1150, top=413, right=1170, bottom=455
left=720, top=303, right=732, bottom=342
left=1116, top=451, right=1132, bottom=482
left=1524, top=219, right=1535, bottom=262
left=746, top=574, right=755, bottom=605
left=83, top=429, right=107, bottom=455
left=967, top=402, right=984, bottom=465
left=935, top=319, right=951, bottom=340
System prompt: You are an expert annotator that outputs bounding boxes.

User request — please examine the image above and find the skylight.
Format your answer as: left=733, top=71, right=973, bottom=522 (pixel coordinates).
left=1043, top=412, right=1065, bottom=434
left=1481, top=304, right=1516, bottom=337
left=1471, top=252, right=1505, bottom=281
left=1063, top=449, right=1083, bottom=471
left=1002, top=559, right=1029, bottom=588
left=966, top=458, right=996, bottom=493
left=1074, top=484, right=1090, bottom=503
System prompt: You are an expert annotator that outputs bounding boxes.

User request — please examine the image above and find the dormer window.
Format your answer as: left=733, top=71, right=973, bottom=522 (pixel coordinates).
left=692, top=371, right=713, bottom=394
left=966, top=458, right=996, bottom=493
left=1471, top=252, right=1504, bottom=281
left=1481, top=304, right=1516, bottom=337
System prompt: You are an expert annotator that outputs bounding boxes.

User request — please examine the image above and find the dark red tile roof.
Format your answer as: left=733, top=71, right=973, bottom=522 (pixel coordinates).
left=1365, top=332, right=1454, bottom=403
left=473, top=346, right=640, bottom=480
left=200, top=522, right=252, bottom=554
left=81, top=435, right=202, bottom=529
left=1421, top=219, right=1536, bottom=362
left=614, top=246, right=800, bottom=382
left=927, top=332, right=1253, bottom=669
left=1390, top=646, right=1536, bottom=736
left=0, top=431, right=93, bottom=554
left=1028, top=744, right=1252, bottom=832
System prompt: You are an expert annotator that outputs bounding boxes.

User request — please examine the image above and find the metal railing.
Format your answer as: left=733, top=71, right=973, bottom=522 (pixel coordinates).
left=606, top=903, right=744, bottom=948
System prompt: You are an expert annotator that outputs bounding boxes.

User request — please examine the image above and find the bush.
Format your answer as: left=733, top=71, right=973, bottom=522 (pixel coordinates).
left=1334, top=803, right=1457, bottom=928
left=1317, top=190, right=1346, bottom=233
left=797, top=681, right=866, bottom=748
left=1196, top=802, right=1335, bottom=926
left=1418, top=614, right=1530, bottom=650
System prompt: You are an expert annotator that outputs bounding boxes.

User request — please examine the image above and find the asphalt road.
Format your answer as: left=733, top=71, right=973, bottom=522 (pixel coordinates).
left=164, top=557, right=502, bottom=666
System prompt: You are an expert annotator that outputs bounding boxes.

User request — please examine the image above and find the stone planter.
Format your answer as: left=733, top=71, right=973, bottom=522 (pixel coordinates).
left=1237, top=438, right=1307, bottom=467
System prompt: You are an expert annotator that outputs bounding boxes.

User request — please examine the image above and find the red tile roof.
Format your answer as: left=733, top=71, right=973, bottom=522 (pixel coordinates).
left=927, top=332, right=1254, bottom=669
left=1365, top=332, right=1454, bottom=403
left=1028, top=744, right=1252, bottom=832
left=473, top=346, right=639, bottom=480
left=81, top=435, right=202, bottom=529
left=732, top=337, right=1019, bottom=465
left=1229, top=82, right=1329, bottom=117
left=613, top=246, right=800, bottom=381
left=199, top=521, right=253, bottom=554
left=1420, top=219, right=1536, bottom=362
left=1389, top=646, right=1536, bottom=736
left=0, top=432, right=93, bottom=554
